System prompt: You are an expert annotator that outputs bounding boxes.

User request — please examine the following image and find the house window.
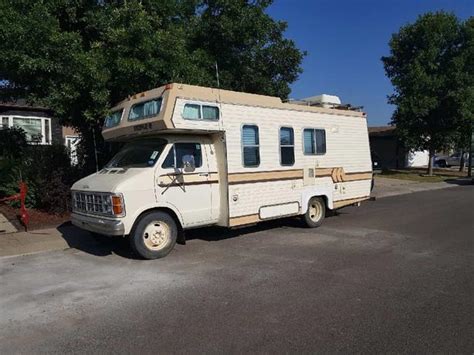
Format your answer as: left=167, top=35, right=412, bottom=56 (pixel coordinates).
left=303, top=128, right=326, bottom=155
left=4, top=116, right=52, bottom=145
left=183, top=103, right=219, bottom=121
left=104, top=109, right=123, bottom=128
left=280, top=127, right=294, bottom=166
left=162, top=143, right=203, bottom=169
left=128, top=98, right=162, bottom=121
left=242, top=125, right=260, bottom=167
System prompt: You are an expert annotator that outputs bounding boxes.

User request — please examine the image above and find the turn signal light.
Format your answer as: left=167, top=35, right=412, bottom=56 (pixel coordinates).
left=112, top=195, right=123, bottom=215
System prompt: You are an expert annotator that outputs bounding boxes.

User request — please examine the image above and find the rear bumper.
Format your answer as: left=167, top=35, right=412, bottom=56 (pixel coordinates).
left=71, top=213, right=125, bottom=236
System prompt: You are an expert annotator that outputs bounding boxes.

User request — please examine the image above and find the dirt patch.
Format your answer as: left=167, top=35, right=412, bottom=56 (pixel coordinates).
left=0, top=204, right=69, bottom=232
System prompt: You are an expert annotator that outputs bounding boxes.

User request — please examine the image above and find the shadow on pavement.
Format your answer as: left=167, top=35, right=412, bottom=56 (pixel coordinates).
left=185, top=211, right=344, bottom=242
left=56, top=222, right=138, bottom=259
left=55, top=211, right=345, bottom=258
left=444, top=178, right=474, bottom=186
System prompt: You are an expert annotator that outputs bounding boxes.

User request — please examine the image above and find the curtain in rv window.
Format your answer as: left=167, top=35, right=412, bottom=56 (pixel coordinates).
left=104, top=110, right=123, bottom=128
left=183, top=104, right=201, bottom=119
left=280, top=127, right=295, bottom=166
left=303, top=129, right=326, bottom=155
left=183, top=104, right=220, bottom=121
left=242, top=125, right=260, bottom=167
left=202, top=106, right=219, bottom=120
left=128, top=98, right=162, bottom=121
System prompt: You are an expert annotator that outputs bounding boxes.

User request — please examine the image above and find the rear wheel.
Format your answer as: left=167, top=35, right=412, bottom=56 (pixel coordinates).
left=437, top=159, right=447, bottom=168
left=303, top=197, right=326, bottom=228
left=130, top=211, right=177, bottom=259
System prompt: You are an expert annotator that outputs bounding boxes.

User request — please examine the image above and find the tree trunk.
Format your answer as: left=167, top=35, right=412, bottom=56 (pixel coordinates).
left=459, top=149, right=465, bottom=172
left=427, top=149, right=434, bottom=176
left=468, top=135, right=473, bottom=178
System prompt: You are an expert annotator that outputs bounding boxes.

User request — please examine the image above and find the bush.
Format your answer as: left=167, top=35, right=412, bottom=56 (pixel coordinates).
left=0, top=127, right=28, bottom=159
left=0, top=138, right=82, bottom=214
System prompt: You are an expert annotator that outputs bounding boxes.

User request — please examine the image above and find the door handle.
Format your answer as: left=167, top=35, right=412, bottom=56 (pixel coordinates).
left=199, top=173, right=209, bottom=177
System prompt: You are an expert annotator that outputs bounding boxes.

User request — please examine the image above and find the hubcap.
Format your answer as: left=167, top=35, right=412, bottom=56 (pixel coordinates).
left=309, top=202, right=323, bottom=222
left=143, top=221, right=170, bottom=251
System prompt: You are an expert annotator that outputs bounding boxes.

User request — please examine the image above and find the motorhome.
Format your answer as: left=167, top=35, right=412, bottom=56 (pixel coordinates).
left=71, top=83, right=373, bottom=259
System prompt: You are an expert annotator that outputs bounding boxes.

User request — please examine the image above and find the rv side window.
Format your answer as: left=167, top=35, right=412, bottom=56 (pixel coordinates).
left=183, top=104, right=220, bottom=121
left=202, top=105, right=219, bottom=120
left=162, top=143, right=203, bottom=169
left=182, top=104, right=201, bottom=120
left=242, top=125, right=260, bottom=167
left=280, top=127, right=295, bottom=166
left=128, top=98, right=162, bottom=121
left=303, top=128, right=326, bottom=155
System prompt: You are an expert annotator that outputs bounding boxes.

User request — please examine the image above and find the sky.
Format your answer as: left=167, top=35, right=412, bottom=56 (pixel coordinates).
left=267, top=0, right=473, bottom=127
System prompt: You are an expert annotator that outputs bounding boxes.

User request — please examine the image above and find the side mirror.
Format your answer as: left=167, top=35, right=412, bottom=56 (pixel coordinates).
left=182, top=154, right=196, bottom=172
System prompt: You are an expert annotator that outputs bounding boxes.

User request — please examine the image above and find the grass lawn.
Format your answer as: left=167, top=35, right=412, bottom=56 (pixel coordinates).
left=379, top=168, right=465, bottom=183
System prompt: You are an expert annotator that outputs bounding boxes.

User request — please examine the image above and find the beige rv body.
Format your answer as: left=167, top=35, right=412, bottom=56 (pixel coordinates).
left=71, top=83, right=372, bottom=237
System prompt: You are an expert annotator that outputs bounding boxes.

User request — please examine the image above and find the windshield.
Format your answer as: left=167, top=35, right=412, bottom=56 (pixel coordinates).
left=105, top=139, right=167, bottom=168
left=104, top=109, right=123, bottom=128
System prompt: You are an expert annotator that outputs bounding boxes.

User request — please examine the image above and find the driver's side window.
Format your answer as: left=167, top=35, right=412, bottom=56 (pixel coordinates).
left=162, top=143, right=203, bottom=169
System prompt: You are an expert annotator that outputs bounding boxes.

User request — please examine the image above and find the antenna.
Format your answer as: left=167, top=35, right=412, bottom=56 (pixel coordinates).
left=215, top=61, right=224, bottom=132
left=215, top=61, right=220, bottom=88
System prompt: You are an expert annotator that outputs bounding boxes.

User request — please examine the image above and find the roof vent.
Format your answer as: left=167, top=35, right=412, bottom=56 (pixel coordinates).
left=300, top=94, right=341, bottom=108
left=287, top=94, right=363, bottom=112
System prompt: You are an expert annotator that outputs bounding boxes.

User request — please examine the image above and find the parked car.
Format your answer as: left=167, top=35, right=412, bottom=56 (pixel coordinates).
left=371, top=150, right=382, bottom=174
left=435, top=152, right=469, bottom=167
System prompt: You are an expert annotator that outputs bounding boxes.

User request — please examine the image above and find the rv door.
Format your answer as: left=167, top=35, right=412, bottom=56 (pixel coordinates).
left=156, top=141, right=214, bottom=227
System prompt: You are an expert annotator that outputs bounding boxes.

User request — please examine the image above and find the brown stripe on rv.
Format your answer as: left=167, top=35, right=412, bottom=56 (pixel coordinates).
left=229, top=213, right=260, bottom=227
left=333, top=196, right=370, bottom=209
left=228, top=169, right=303, bottom=184
left=157, top=172, right=219, bottom=187
left=315, top=168, right=372, bottom=183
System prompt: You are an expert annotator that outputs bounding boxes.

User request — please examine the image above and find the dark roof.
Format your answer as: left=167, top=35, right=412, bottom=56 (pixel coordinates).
left=368, top=126, right=396, bottom=137
left=0, top=99, right=51, bottom=113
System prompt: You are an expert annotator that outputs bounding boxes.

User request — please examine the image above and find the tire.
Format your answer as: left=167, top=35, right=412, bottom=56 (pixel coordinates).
left=130, top=211, right=178, bottom=260
left=437, top=160, right=447, bottom=168
left=303, top=197, right=326, bottom=228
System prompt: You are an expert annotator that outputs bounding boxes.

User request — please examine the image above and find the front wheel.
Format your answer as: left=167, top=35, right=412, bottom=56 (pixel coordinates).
left=303, top=197, right=326, bottom=228
left=130, top=211, right=178, bottom=259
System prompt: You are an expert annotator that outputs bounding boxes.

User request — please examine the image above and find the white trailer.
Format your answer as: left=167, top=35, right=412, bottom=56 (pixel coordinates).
left=71, top=83, right=373, bottom=259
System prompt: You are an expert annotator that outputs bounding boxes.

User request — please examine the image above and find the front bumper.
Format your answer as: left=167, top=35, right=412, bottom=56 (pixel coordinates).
left=71, top=213, right=125, bottom=236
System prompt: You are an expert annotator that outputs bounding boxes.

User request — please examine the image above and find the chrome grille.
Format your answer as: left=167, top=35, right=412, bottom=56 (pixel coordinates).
left=72, top=191, right=113, bottom=216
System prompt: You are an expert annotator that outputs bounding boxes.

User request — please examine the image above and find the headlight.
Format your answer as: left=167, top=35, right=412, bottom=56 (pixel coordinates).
left=72, top=191, right=125, bottom=217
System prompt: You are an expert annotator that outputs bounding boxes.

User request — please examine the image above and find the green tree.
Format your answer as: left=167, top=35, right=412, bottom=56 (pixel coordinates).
left=0, top=0, right=304, bottom=172
left=453, top=17, right=474, bottom=174
left=382, top=12, right=472, bottom=175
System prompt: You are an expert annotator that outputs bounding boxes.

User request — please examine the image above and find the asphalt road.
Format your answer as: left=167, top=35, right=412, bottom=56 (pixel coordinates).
left=1, top=186, right=473, bottom=353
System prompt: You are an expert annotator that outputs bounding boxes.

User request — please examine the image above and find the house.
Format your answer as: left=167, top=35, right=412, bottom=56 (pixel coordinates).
left=368, top=126, right=429, bottom=169
left=0, top=100, right=61, bottom=145
left=0, top=100, right=80, bottom=162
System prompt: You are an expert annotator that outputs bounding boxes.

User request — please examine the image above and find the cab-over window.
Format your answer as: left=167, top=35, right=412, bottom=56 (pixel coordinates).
left=129, top=98, right=162, bottom=121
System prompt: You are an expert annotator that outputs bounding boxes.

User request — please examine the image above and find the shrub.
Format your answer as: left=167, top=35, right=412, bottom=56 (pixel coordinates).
left=0, top=127, right=28, bottom=159
left=1, top=137, right=80, bottom=213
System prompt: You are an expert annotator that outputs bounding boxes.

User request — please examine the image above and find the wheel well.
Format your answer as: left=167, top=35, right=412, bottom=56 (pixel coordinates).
left=307, top=195, right=329, bottom=209
left=318, top=195, right=329, bottom=209
left=132, top=207, right=183, bottom=233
